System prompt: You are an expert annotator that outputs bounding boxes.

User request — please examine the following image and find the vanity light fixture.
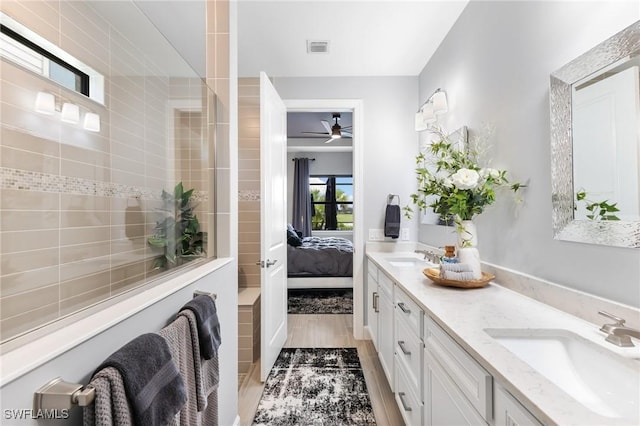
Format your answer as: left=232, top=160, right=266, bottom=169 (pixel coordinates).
left=34, top=91, right=101, bottom=132
left=34, top=91, right=55, bottom=115
left=60, top=102, right=80, bottom=124
left=415, top=88, right=448, bottom=132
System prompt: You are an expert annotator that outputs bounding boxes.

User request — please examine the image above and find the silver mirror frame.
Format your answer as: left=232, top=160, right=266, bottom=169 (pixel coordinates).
left=550, top=21, right=640, bottom=249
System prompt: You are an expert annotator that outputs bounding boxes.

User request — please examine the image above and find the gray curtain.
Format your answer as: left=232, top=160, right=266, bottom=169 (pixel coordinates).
left=292, top=158, right=312, bottom=237
left=325, top=177, right=338, bottom=230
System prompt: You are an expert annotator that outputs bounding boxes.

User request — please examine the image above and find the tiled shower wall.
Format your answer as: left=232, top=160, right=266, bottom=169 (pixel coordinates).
left=237, top=77, right=260, bottom=288
left=0, top=1, right=214, bottom=342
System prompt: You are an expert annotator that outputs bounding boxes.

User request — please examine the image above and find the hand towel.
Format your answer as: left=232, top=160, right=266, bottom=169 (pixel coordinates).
left=84, top=367, right=133, bottom=426
left=384, top=204, right=401, bottom=239
left=441, top=270, right=478, bottom=281
left=158, top=316, right=199, bottom=426
left=440, top=262, right=473, bottom=273
left=93, top=333, right=187, bottom=426
left=178, top=309, right=220, bottom=412
left=181, top=295, right=221, bottom=359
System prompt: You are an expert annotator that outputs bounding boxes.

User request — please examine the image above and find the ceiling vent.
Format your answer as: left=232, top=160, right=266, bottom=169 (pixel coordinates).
left=306, top=40, right=329, bottom=54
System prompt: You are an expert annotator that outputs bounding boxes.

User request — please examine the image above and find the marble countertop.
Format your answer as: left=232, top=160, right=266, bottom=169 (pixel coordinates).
left=366, top=246, right=640, bottom=426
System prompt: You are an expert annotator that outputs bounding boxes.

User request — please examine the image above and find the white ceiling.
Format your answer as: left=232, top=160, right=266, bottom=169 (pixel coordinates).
left=238, top=0, right=469, bottom=78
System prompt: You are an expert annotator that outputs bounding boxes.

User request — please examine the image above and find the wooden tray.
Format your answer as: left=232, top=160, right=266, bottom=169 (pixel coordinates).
left=423, top=268, right=495, bottom=289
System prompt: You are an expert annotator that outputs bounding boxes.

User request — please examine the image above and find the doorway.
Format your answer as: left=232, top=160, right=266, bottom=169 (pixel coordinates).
left=285, top=99, right=365, bottom=340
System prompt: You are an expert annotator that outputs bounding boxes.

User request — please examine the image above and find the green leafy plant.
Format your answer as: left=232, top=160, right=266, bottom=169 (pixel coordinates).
left=147, top=182, right=207, bottom=270
left=404, top=126, right=525, bottom=226
left=575, top=190, right=620, bottom=221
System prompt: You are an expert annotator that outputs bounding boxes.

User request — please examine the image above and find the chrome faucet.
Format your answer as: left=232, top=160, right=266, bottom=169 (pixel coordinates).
left=414, top=249, right=441, bottom=264
left=598, top=311, right=640, bottom=347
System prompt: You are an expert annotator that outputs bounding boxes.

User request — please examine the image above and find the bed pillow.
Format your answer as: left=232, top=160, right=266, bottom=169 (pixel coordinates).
left=286, top=225, right=303, bottom=247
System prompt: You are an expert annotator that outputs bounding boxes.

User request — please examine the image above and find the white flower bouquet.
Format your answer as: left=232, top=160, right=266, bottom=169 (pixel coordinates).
left=404, top=126, right=524, bottom=225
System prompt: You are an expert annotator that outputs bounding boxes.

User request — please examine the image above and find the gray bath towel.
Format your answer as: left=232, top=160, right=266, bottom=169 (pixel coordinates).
left=179, top=309, right=219, bottom=424
left=384, top=204, right=401, bottom=239
left=159, top=316, right=199, bottom=426
left=181, top=295, right=221, bottom=360
left=84, top=367, right=133, bottom=426
left=94, top=333, right=187, bottom=426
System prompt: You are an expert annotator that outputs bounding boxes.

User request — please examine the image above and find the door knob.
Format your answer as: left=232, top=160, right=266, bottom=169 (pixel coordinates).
left=266, top=259, right=277, bottom=267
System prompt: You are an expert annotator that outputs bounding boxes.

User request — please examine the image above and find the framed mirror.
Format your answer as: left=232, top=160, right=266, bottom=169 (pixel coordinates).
left=550, top=21, right=640, bottom=248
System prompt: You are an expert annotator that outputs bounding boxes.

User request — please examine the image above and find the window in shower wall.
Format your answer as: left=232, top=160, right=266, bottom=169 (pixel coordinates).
left=0, top=2, right=214, bottom=346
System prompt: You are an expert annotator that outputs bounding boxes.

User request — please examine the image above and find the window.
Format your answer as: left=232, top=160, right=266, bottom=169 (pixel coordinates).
left=310, top=175, right=353, bottom=230
left=0, top=12, right=104, bottom=104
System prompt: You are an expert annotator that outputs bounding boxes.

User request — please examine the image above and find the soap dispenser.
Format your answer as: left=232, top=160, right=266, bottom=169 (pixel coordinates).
left=442, top=245, right=458, bottom=263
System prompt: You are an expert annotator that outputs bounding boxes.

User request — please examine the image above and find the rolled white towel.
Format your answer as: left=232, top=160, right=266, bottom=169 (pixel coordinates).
left=440, top=262, right=473, bottom=273
left=441, top=270, right=477, bottom=281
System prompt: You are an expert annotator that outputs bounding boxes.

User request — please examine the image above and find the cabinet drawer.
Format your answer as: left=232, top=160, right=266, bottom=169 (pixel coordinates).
left=395, top=286, right=422, bottom=338
left=367, top=260, right=378, bottom=282
left=395, top=314, right=422, bottom=397
left=395, top=354, right=423, bottom=426
left=425, top=316, right=492, bottom=421
left=495, top=385, right=542, bottom=426
left=378, top=271, right=393, bottom=298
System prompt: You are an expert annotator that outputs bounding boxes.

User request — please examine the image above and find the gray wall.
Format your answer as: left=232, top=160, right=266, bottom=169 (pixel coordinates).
left=417, top=1, right=640, bottom=306
left=275, top=76, right=420, bottom=245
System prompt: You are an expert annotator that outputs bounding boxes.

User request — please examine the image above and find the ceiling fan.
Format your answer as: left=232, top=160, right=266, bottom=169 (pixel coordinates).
left=302, top=113, right=352, bottom=143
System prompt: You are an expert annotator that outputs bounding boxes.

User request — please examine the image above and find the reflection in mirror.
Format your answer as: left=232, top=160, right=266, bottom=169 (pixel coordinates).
left=550, top=20, right=640, bottom=248
left=572, top=56, right=640, bottom=222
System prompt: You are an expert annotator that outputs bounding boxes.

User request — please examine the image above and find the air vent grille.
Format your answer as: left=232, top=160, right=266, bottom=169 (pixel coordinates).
left=306, top=40, right=329, bottom=54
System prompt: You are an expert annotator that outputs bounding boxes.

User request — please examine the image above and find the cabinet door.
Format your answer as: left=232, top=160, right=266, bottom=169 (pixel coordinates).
left=494, top=385, right=542, bottom=426
left=425, top=350, right=488, bottom=426
left=378, top=289, right=394, bottom=390
left=367, top=272, right=379, bottom=349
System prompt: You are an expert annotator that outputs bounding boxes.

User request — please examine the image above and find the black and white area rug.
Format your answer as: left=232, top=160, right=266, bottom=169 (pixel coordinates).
left=252, top=348, right=376, bottom=425
left=287, top=288, right=353, bottom=314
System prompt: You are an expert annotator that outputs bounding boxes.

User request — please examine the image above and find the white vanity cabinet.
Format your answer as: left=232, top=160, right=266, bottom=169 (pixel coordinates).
left=494, top=385, right=543, bottom=426
left=424, top=315, right=492, bottom=426
left=377, top=271, right=395, bottom=388
left=394, top=285, right=424, bottom=425
left=366, top=260, right=379, bottom=349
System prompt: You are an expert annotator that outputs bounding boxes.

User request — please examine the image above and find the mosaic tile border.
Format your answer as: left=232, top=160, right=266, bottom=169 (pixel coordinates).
left=239, top=189, right=260, bottom=201
left=1, top=167, right=208, bottom=202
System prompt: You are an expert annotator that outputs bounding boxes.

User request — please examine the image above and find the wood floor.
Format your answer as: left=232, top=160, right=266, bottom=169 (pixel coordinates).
left=238, top=314, right=404, bottom=426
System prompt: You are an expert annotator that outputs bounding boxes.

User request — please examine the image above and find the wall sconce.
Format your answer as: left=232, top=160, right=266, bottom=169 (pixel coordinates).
left=34, top=91, right=101, bottom=132
left=60, top=103, right=80, bottom=124
left=83, top=112, right=101, bottom=132
left=34, top=92, right=55, bottom=115
left=415, top=88, right=448, bottom=132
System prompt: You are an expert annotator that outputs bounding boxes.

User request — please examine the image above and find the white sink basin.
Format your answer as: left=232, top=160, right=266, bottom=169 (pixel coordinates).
left=387, top=257, right=422, bottom=267
left=385, top=256, right=435, bottom=268
left=485, top=328, right=640, bottom=421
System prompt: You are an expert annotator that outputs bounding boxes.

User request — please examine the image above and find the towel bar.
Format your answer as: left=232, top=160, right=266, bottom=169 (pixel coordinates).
left=193, top=290, right=217, bottom=300
left=33, top=377, right=95, bottom=411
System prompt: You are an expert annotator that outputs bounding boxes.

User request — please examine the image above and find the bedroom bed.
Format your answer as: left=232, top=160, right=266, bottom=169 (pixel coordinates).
left=287, top=234, right=354, bottom=289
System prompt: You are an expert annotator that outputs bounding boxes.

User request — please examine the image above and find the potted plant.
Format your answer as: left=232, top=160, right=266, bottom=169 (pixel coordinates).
left=147, top=182, right=207, bottom=270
